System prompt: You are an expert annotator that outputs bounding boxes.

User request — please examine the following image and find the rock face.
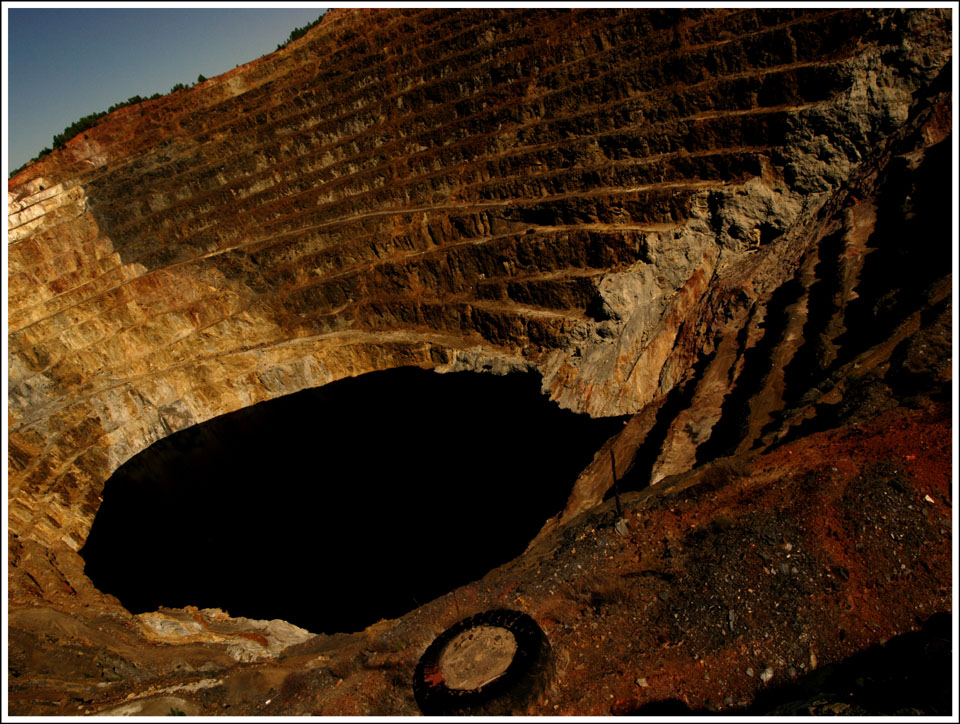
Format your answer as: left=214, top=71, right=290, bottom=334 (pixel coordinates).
left=6, top=8, right=952, bottom=716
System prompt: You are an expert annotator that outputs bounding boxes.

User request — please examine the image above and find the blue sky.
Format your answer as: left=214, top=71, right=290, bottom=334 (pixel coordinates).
left=5, top=6, right=328, bottom=174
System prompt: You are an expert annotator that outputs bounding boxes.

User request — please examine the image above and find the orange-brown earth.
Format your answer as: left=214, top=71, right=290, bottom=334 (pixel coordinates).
left=6, top=402, right=952, bottom=715
left=6, top=7, right=953, bottom=716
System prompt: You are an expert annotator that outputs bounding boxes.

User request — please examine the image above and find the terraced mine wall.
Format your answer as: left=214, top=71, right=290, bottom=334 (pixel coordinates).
left=6, top=7, right=953, bottom=716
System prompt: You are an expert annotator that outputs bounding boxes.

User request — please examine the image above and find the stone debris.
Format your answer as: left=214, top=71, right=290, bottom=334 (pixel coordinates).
left=136, top=609, right=313, bottom=662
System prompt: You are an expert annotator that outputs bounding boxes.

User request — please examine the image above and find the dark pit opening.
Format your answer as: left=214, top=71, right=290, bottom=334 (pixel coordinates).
left=80, top=367, right=625, bottom=634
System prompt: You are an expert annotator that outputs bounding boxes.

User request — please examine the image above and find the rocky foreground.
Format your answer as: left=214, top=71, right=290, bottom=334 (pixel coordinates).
left=6, top=7, right=953, bottom=715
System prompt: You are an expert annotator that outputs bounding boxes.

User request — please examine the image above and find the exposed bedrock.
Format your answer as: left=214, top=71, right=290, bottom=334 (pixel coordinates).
left=6, top=7, right=953, bottom=715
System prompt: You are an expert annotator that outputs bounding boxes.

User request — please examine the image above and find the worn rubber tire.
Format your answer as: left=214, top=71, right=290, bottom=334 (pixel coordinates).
left=413, top=609, right=549, bottom=715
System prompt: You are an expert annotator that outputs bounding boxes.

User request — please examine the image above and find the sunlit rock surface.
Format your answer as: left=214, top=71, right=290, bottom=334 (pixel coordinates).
left=7, top=7, right=952, bottom=715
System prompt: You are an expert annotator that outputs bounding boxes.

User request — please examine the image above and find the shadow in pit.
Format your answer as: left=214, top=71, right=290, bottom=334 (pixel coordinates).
left=80, top=367, right=627, bottom=636
left=621, top=612, right=952, bottom=716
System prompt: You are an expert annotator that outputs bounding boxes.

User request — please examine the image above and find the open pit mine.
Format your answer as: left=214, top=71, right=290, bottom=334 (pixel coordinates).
left=6, top=7, right=954, bottom=716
